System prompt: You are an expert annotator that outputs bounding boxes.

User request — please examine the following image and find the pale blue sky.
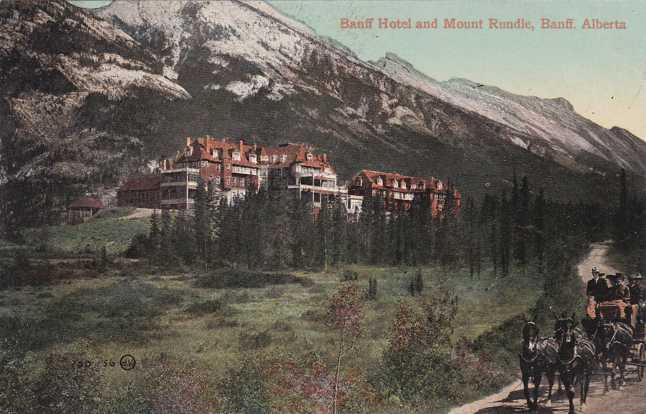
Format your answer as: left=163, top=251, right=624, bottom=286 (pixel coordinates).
left=70, top=0, right=646, bottom=139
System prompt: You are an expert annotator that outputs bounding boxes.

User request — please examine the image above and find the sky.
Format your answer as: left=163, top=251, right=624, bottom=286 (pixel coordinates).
left=70, top=0, right=646, bottom=139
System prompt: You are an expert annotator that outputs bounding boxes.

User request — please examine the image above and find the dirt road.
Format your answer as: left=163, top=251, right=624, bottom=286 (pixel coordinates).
left=448, top=242, right=646, bottom=414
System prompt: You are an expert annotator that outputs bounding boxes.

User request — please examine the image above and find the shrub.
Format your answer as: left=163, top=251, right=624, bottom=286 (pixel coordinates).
left=239, top=330, right=272, bottom=350
left=265, top=286, right=287, bottom=299
left=33, top=352, right=103, bottom=414
left=342, top=269, right=359, bottom=281
left=373, top=296, right=464, bottom=406
left=206, top=317, right=239, bottom=329
left=185, top=299, right=226, bottom=316
left=195, top=269, right=307, bottom=289
left=219, top=358, right=270, bottom=414
left=125, top=233, right=149, bottom=259
left=143, top=360, right=217, bottom=414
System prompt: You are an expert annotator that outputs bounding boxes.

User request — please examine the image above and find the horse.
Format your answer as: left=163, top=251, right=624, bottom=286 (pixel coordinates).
left=554, top=314, right=595, bottom=414
left=583, top=306, right=634, bottom=391
left=519, top=321, right=559, bottom=411
left=598, top=318, right=633, bottom=390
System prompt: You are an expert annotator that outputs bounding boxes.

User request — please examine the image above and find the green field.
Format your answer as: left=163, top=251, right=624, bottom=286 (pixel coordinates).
left=21, top=208, right=149, bottom=255
left=0, top=262, right=540, bottom=413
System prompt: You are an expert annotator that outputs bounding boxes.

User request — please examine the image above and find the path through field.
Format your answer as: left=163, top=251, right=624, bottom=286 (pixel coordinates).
left=448, top=242, right=646, bottom=414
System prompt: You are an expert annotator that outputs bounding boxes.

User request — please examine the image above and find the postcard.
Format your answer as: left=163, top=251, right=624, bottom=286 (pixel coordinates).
left=0, top=1, right=645, bottom=413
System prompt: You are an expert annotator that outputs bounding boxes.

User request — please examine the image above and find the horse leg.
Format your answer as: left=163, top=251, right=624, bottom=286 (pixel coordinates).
left=562, top=372, right=575, bottom=414
left=603, top=359, right=609, bottom=393
left=609, top=358, right=617, bottom=389
left=582, top=369, right=592, bottom=408
left=579, top=370, right=587, bottom=412
left=618, top=355, right=626, bottom=390
left=522, top=371, right=533, bottom=411
left=545, top=369, right=555, bottom=407
left=532, top=371, right=542, bottom=410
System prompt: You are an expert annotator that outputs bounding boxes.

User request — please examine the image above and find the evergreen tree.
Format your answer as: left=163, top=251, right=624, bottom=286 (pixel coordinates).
left=160, top=208, right=174, bottom=266
left=533, top=188, right=546, bottom=274
left=330, top=197, right=348, bottom=266
left=148, top=209, right=161, bottom=258
left=370, top=194, right=387, bottom=264
left=193, top=178, right=210, bottom=265
left=615, top=168, right=629, bottom=245
left=269, top=189, right=292, bottom=269
left=317, top=195, right=331, bottom=271
left=173, top=209, right=194, bottom=265
left=499, top=191, right=512, bottom=276
left=290, top=194, right=313, bottom=268
left=415, top=269, right=424, bottom=295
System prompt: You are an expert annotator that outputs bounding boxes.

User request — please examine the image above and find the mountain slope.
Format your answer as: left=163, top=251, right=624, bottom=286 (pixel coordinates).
left=1, top=0, right=642, bottom=234
left=0, top=0, right=189, bottom=232
left=374, top=53, right=646, bottom=176
left=95, top=0, right=642, bottom=185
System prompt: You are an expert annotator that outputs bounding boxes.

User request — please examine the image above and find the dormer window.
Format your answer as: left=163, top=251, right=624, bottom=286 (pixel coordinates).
left=401, top=181, right=407, bottom=190
left=212, top=149, right=219, bottom=159
left=261, top=155, right=269, bottom=162
left=280, top=154, right=287, bottom=163
left=306, top=152, right=313, bottom=161
left=411, top=183, right=417, bottom=190
left=418, top=181, right=424, bottom=190
left=376, top=177, right=383, bottom=186
left=393, top=179, right=399, bottom=188
left=233, top=151, right=241, bottom=161
left=249, top=153, right=257, bottom=164
left=272, top=154, right=278, bottom=163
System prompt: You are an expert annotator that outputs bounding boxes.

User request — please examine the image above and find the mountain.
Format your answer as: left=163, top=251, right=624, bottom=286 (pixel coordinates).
left=374, top=53, right=646, bottom=176
left=0, top=0, right=189, bottom=230
left=1, top=0, right=643, bottom=232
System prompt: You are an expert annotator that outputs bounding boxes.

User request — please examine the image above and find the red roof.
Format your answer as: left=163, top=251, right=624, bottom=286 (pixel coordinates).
left=358, top=170, right=441, bottom=191
left=69, top=196, right=104, bottom=209
left=118, top=175, right=161, bottom=192
left=175, top=137, right=334, bottom=170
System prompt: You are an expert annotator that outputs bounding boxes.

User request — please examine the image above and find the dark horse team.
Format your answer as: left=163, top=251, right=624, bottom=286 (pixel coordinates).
left=520, top=269, right=645, bottom=413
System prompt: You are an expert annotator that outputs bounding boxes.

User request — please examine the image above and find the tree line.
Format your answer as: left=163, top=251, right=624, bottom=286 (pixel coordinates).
left=129, top=172, right=620, bottom=274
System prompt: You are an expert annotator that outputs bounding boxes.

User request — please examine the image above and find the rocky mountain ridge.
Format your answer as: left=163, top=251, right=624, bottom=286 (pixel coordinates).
left=1, top=0, right=643, bottom=232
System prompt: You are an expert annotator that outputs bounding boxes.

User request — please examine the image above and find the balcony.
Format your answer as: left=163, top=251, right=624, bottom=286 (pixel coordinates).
left=160, top=180, right=198, bottom=188
left=161, top=198, right=195, bottom=205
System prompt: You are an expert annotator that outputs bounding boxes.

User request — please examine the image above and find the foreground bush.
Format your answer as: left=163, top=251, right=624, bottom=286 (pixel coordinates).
left=195, top=269, right=312, bottom=289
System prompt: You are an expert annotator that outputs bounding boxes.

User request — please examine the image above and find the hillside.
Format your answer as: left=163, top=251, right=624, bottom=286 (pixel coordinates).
left=1, top=0, right=644, bottom=233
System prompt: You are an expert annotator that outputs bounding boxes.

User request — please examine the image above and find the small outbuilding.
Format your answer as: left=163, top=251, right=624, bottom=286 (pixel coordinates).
left=67, top=196, right=104, bottom=224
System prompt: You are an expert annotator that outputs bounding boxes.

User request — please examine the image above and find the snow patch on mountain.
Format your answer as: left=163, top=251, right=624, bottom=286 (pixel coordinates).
left=374, top=53, right=646, bottom=174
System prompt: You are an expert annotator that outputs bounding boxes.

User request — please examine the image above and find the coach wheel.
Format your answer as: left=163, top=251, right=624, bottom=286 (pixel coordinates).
left=638, top=343, right=645, bottom=382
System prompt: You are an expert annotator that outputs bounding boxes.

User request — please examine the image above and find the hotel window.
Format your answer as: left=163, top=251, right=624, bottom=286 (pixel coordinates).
left=401, top=181, right=406, bottom=190
left=233, top=151, right=241, bottom=161
left=306, top=152, right=313, bottom=161
left=249, top=154, right=257, bottom=164
left=393, top=180, right=399, bottom=188
left=377, top=177, right=383, bottom=186
left=272, top=154, right=278, bottom=163
left=280, top=154, right=287, bottom=163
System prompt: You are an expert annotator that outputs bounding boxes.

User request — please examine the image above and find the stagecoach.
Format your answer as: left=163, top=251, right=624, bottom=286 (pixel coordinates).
left=596, top=300, right=646, bottom=381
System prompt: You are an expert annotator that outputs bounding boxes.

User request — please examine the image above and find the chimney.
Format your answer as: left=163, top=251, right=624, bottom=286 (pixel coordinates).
left=322, top=153, right=327, bottom=163
left=186, top=137, right=191, bottom=147
left=239, top=139, right=244, bottom=154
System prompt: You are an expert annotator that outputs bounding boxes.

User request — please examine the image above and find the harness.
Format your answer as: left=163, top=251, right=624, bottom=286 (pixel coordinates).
left=559, top=345, right=579, bottom=367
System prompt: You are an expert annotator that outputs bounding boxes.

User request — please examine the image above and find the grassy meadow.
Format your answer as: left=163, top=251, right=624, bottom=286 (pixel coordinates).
left=0, top=213, right=546, bottom=413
